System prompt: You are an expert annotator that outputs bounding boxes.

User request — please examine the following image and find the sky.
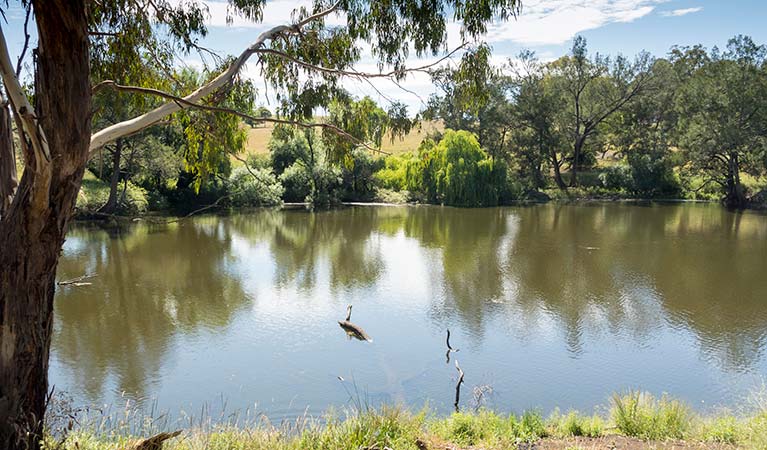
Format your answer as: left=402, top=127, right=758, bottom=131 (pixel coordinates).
left=3, top=0, right=767, bottom=114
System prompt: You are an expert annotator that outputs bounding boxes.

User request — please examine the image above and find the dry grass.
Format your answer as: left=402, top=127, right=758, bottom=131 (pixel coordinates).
left=242, top=120, right=445, bottom=156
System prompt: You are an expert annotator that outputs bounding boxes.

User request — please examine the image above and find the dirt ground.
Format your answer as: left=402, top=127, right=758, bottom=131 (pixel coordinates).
left=535, top=436, right=737, bottom=450
left=419, top=435, right=737, bottom=450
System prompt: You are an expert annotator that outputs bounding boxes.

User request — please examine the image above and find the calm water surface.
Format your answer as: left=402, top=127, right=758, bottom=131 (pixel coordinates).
left=51, top=203, right=767, bottom=420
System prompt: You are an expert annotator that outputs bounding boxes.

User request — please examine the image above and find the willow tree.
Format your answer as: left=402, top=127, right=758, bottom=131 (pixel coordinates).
left=0, top=0, right=520, bottom=448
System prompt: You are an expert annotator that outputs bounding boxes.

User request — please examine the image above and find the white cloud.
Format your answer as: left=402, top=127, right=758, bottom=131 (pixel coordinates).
left=485, top=0, right=664, bottom=45
left=195, top=0, right=663, bottom=47
left=660, top=7, right=703, bottom=17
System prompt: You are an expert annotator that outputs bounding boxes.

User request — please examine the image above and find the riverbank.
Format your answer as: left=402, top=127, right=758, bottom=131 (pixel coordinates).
left=45, top=392, right=767, bottom=450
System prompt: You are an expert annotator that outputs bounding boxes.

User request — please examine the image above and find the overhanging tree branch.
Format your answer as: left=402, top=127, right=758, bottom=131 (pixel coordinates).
left=0, top=24, right=51, bottom=174
left=254, top=43, right=467, bottom=80
left=94, top=81, right=390, bottom=155
left=89, top=1, right=342, bottom=155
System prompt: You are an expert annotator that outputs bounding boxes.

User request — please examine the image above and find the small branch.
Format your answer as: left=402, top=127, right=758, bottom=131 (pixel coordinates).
left=15, top=6, right=31, bottom=77
left=446, top=329, right=459, bottom=352
left=57, top=274, right=97, bottom=286
left=88, top=30, right=118, bottom=37
left=445, top=329, right=459, bottom=363
left=163, top=194, right=233, bottom=224
left=130, top=430, right=182, bottom=450
left=454, top=360, right=465, bottom=412
left=255, top=43, right=466, bottom=80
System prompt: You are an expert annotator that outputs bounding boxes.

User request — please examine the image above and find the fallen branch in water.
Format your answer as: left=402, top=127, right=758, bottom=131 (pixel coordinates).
left=454, top=360, right=465, bottom=412
left=57, top=274, right=97, bottom=286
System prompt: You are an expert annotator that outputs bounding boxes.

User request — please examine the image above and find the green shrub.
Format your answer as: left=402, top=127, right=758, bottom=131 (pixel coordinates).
left=269, top=133, right=310, bottom=176
left=627, top=154, right=682, bottom=198
left=701, top=415, right=741, bottom=444
left=279, top=162, right=312, bottom=202
left=340, top=148, right=384, bottom=201
left=228, top=166, right=283, bottom=207
left=373, top=187, right=410, bottom=204
left=611, top=391, right=691, bottom=440
left=375, top=152, right=418, bottom=191
left=599, top=164, right=632, bottom=191
left=550, top=410, right=604, bottom=438
left=516, top=410, right=548, bottom=440
left=247, top=153, right=272, bottom=170
left=411, top=130, right=511, bottom=206
left=305, top=164, right=343, bottom=208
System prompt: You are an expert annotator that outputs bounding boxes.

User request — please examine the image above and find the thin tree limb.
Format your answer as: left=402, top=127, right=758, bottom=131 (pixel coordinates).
left=94, top=81, right=390, bottom=154
left=15, top=5, right=31, bottom=77
left=89, top=1, right=342, bottom=154
left=57, top=274, right=97, bottom=286
left=254, top=43, right=466, bottom=80
left=454, top=360, right=465, bottom=412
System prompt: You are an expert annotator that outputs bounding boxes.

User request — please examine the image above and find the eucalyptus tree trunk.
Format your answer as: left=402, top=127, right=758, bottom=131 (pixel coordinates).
left=0, top=2, right=91, bottom=449
left=569, top=136, right=586, bottom=187
left=0, top=102, right=16, bottom=215
left=549, top=146, right=567, bottom=191
left=99, top=139, right=123, bottom=214
left=724, top=152, right=747, bottom=209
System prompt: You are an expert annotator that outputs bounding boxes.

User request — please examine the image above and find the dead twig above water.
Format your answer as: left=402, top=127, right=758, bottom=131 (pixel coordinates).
left=454, top=360, right=465, bottom=412
left=445, top=329, right=459, bottom=363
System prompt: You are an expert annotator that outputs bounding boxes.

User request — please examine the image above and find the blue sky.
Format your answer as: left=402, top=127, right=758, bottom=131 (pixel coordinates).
left=3, top=0, right=767, bottom=113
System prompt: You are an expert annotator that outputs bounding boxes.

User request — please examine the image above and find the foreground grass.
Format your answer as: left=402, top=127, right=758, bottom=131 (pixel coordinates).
left=45, top=391, right=767, bottom=449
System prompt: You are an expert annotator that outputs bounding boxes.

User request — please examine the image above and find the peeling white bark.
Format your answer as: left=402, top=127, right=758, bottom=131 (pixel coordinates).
left=0, top=25, right=51, bottom=173
left=89, top=2, right=341, bottom=157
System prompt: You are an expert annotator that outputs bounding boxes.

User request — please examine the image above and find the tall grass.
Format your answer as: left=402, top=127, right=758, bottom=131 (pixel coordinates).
left=610, top=391, right=691, bottom=440
left=43, top=387, right=767, bottom=450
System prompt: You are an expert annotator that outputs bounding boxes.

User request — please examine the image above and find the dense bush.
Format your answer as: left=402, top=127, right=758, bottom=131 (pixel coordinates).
left=627, top=154, right=682, bottom=198
left=269, top=134, right=309, bottom=176
left=374, top=152, right=418, bottom=191
left=599, top=165, right=632, bottom=191
left=339, top=148, right=384, bottom=201
left=305, top=164, right=343, bottom=207
left=279, top=162, right=312, bottom=202
left=228, top=166, right=283, bottom=207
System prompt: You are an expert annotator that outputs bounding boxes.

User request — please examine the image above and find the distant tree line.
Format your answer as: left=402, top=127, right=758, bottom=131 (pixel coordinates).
left=422, top=35, right=767, bottom=209
left=78, top=35, right=767, bottom=213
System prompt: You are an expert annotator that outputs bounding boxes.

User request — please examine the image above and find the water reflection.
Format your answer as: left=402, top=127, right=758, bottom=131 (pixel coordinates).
left=52, top=204, right=767, bottom=415
left=55, top=219, right=250, bottom=401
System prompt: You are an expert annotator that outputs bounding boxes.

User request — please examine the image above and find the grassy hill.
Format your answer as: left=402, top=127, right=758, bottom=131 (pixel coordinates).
left=243, top=120, right=445, bottom=156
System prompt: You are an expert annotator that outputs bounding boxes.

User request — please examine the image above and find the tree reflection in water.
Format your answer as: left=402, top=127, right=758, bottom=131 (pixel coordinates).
left=52, top=204, right=767, bottom=416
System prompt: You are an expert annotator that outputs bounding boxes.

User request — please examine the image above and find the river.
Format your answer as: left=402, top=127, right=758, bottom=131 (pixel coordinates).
left=51, top=203, right=767, bottom=422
